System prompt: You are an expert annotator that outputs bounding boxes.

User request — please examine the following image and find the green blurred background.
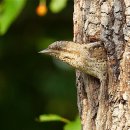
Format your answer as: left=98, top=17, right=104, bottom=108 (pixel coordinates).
left=0, top=0, right=78, bottom=130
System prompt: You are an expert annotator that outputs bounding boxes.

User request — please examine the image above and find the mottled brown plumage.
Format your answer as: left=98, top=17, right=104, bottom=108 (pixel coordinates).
left=40, top=41, right=107, bottom=81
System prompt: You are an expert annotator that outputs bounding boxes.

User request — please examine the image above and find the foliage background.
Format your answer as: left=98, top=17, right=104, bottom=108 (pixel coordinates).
left=0, top=0, right=78, bottom=130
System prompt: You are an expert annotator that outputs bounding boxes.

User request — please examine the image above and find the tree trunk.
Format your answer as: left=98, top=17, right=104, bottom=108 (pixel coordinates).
left=73, top=0, right=130, bottom=130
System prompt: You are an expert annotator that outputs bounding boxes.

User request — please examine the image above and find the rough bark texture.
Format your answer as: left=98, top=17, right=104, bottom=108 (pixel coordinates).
left=73, top=0, right=130, bottom=130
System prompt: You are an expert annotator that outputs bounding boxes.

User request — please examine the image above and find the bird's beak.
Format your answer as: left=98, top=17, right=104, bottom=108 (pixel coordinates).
left=39, top=48, right=59, bottom=57
left=39, top=48, right=51, bottom=54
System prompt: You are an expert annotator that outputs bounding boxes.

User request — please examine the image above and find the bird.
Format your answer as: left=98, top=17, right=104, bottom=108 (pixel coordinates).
left=39, top=41, right=107, bottom=81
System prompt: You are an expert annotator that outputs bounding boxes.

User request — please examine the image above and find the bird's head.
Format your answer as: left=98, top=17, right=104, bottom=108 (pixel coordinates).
left=39, top=41, right=87, bottom=70
left=40, top=41, right=107, bottom=79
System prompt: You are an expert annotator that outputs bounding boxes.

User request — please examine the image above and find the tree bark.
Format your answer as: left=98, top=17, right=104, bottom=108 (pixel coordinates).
left=73, top=0, right=130, bottom=130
